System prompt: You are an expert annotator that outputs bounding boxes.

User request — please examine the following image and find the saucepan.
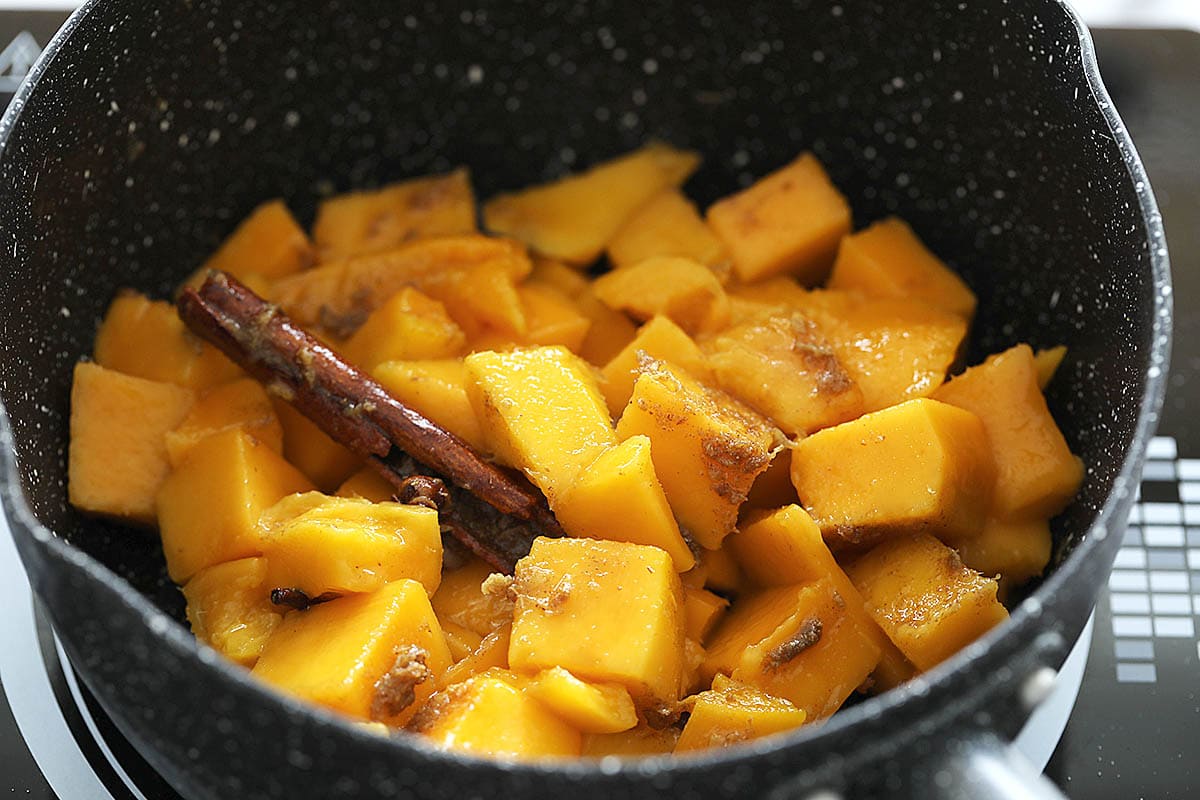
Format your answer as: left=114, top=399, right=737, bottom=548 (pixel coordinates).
left=0, top=0, right=1170, bottom=797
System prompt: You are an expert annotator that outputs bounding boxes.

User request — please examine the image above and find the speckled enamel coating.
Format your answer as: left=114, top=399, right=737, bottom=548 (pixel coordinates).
left=0, top=0, right=1170, bottom=798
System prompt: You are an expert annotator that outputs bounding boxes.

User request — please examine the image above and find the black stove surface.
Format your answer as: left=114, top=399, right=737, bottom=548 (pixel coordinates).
left=0, top=15, right=1197, bottom=800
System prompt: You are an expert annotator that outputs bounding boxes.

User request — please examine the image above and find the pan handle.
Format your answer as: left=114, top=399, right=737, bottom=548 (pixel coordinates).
left=925, top=730, right=1066, bottom=800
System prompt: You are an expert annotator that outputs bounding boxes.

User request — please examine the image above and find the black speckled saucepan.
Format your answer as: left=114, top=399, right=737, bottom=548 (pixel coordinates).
left=0, top=0, right=1171, bottom=797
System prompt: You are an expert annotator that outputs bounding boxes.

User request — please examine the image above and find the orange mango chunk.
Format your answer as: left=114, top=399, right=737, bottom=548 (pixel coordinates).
left=312, top=168, right=476, bottom=260
left=164, top=377, right=282, bottom=467
left=599, top=315, right=710, bottom=417
left=439, top=624, right=513, bottom=689
left=335, top=467, right=396, bottom=503
left=846, top=532, right=1008, bottom=671
left=607, top=189, right=727, bottom=271
left=791, top=398, right=995, bottom=546
left=441, top=621, right=484, bottom=663
left=528, top=257, right=639, bottom=366
left=525, top=667, right=638, bottom=734
left=182, top=556, right=281, bottom=667
left=156, top=429, right=313, bottom=581
left=934, top=344, right=1083, bottom=520
left=373, top=359, right=488, bottom=453
left=675, top=675, right=807, bottom=752
left=272, top=399, right=361, bottom=492
left=593, top=256, right=730, bottom=336
left=582, top=726, right=680, bottom=757
left=706, top=153, right=851, bottom=285
left=252, top=579, right=451, bottom=726
left=955, top=517, right=1052, bottom=591
left=483, top=143, right=700, bottom=264
left=432, top=558, right=514, bottom=638
left=197, top=199, right=314, bottom=282
left=828, top=217, right=976, bottom=319
left=339, top=287, right=466, bottom=371
left=683, top=587, right=729, bottom=642
left=509, top=537, right=684, bottom=704
left=67, top=362, right=194, bottom=526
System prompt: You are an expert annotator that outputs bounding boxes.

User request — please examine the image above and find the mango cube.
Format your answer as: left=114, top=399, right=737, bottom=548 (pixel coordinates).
left=599, top=315, right=710, bottom=417
left=426, top=258, right=528, bottom=338
left=683, top=587, right=729, bottom=642
left=525, top=667, right=638, bottom=734
left=791, top=399, right=995, bottom=546
left=483, top=143, right=700, bottom=264
left=846, top=532, right=1008, bottom=671
left=373, top=360, right=488, bottom=453
left=252, top=579, right=452, bottom=725
left=335, top=467, right=396, bottom=503
left=744, top=448, right=799, bottom=510
left=955, top=517, right=1052, bottom=591
left=410, top=670, right=582, bottom=758
left=439, top=624, right=512, bottom=689
left=616, top=359, right=777, bottom=550
left=509, top=537, right=684, bottom=703
left=67, top=362, right=194, bottom=525
left=607, top=189, right=727, bottom=271
left=514, top=283, right=592, bottom=352
left=933, top=344, right=1083, bottom=520
left=339, top=287, right=466, bottom=371
left=465, top=347, right=616, bottom=504
left=431, top=558, right=514, bottom=637
left=164, top=377, right=282, bottom=467
left=555, top=435, right=695, bottom=571
left=199, top=199, right=314, bottom=282
left=272, top=399, right=362, bottom=492
left=182, top=556, right=281, bottom=667
left=827, top=217, right=976, bottom=319
left=441, top=622, right=484, bottom=662
left=156, top=429, right=313, bottom=581
left=675, top=675, right=807, bottom=752
left=312, top=168, right=476, bottom=260
left=706, top=153, right=851, bottom=285
left=593, top=256, right=730, bottom=335
left=257, top=492, right=442, bottom=597
left=529, top=258, right=640, bottom=365
left=582, top=726, right=680, bottom=757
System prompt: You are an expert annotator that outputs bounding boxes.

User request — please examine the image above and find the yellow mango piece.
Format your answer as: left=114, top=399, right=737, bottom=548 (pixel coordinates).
left=270, top=234, right=530, bottom=332
left=509, top=537, right=685, bottom=704
left=599, top=315, right=710, bottom=417
left=683, top=587, right=729, bottom=642
left=67, top=363, right=195, bottom=526
left=257, top=492, right=442, bottom=597
left=705, top=310, right=863, bottom=436
left=705, top=579, right=881, bottom=720
left=410, top=669, right=582, bottom=759
left=94, top=290, right=242, bottom=390
left=515, top=283, right=592, bottom=352
left=827, top=217, right=976, bottom=319
left=675, top=675, right=807, bottom=752
left=339, top=287, right=466, bottom=371
left=312, top=168, right=476, bottom=260
left=582, top=726, right=680, bottom=757
left=432, top=558, right=514, bottom=637
left=607, top=189, right=727, bottom=271
left=156, top=429, right=314, bottom=582
left=555, top=435, right=695, bottom=571
left=483, top=143, right=700, bottom=264
left=439, top=623, right=512, bottom=689
left=706, top=153, right=851, bottom=285
left=616, top=359, right=778, bottom=550
left=465, top=347, right=616, bottom=504
left=791, top=398, right=995, bottom=546
left=846, top=532, right=1008, bottom=671
left=272, top=399, right=362, bottom=492
left=441, top=621, right=484, bottom=662
left=164, top=378, right=282, bottom=467
left=1034, top=345, right=1067, bottom=391
left=955, top=517, right=1052, bottom=591
left=372, top=359, right=488, bottom=453
left=252, top=579, right=451, bottom=725
left=934, top=344, right=1083, bottom=519
left=745, top=448, right=799, bottom=510
left=697, top=546, right=745, bottom=596
left=196, top=199, right=314, bottom=283
left=528, top=258, right=639, bottom=365
left=593, top=256, right=731, bottom=336
left=525, top=667, right=638, bottom=734
left=427, top=258, right=528, bottom=338
left=182, top=556, right=281, bottom=667
left=335, top=467, right=396, bottom=503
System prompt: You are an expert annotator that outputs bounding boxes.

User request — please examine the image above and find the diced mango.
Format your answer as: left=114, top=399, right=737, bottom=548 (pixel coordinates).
left=272, top=399, right=362, bottom=492
left=373, top=360, right=489, bottom=453
left=525, top=667, right=638, bottom=734
left=339, top=287, right=466, bottom=371
left=256, top=492, right=442, bottom=597
left=934, top=344, right=1083, bottom=520
left=426, top=258, right=528, bottom=338
left=335, top=467, right=396, bottom=503
left=312, top=169, right=476, bottom=260
left=465, top=347, right=616, bottom=503
left=197, top=199, right=314, bottom=282
left=252, top=579, right=452, bottom=725
left=432, top=558, right=514, bottom=637
left=67, top=362, right=194, bottom=525
left=94, top=290, right=242, bottom=390
left=514, top=283, right=592, bottom=352
left=704, top=579, right=880, bottom=720
left=483, top=143, right=700, bottom=264
left=555, top=435, right=695, bottom=571
left=529, top=258, right=638, bottom=365
left=791, top=399, right=995, bottom=546
left=705, top=310, right=863, bottom=436
left=410, top=669, right=582, bottom=758
left=616, top=359, right=778, bottom=550
left=675, top=675, right=806, bottom=752
left=745, top=448, right=799, bottom=510
left=955, top=517, right=1052, bottom=591
left=827, top=217, right=976, bottom=319
left=696, top=546, right=745, bottom=596
left=706, top=153, right=851, bottom=284
left=582, top=726, right=680, bottom=757
left=593, top=256, right=730, bottom=336
left=607, top=189, right=727, bottom=271
left=683, top=587, right=729, bottom=642
left=441, top=622, right=484, bottom=662
left=156, top=429, right=314, bottom=581
left=1034, top=345, right=1067, bottom=391
left=164, top=378, right=282, bottom=467
left=600, top=316, right=710, bottom=417
left=846, top=532, right=1008, bottom=671
left=509, top=537, right=684, bottom=704
left=182, top=556, right=281, bottom=667
left=440, top=624, right=512, bottom=689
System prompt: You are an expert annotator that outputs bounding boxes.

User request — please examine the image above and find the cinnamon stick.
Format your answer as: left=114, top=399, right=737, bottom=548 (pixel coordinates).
left=177, top=271, right=562, bottom=572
